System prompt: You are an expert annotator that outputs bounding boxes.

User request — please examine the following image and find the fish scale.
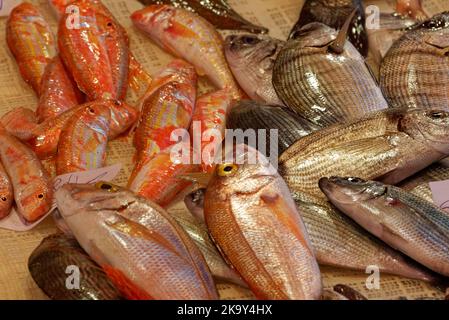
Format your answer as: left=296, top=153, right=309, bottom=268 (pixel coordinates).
left=292, top=192, right=433, bottom=280
left=131, top=5, right=241, bottom=100
left=56, top=103, right=110, bottom=175
left=0, top=161, right=13, bottom=220
left=204, top=145, right=322, bottom=300
left=289, top=0, right=368, bottom=57
left=0, top=129, right=53, bottom=223
left=279, top=108, right=449, bottom=276
left=273, top=23, right=387, bottom=127
left=28, top=233, right=122, bottom=300
left=381, top=13, right=449, bottom=110
left=56, top=183, right=218, bottom=299
left=6, top=3, right=57, bottom=95
left=320, top=177, right=449, bottom=276
left=224, top=34, right=285, bottom=106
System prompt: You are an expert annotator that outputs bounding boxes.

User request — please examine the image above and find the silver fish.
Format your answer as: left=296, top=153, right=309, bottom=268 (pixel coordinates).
left=380, top=12, right=449, bottom=109
left=320, top=177, right=449, bottom=276
left=224, top=35, right=284, bottom=106
left=273, top=22, right=388, bottom=127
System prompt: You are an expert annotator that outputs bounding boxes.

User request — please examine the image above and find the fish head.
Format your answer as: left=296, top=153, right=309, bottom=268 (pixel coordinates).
left=55, top=182, right=141, bottom=231
left=400, top=109, right=449, bottom=154
left=319, top=177, right=387, bottom=205
left=131, top=5, right=175, bottom=33
left=79, top=101, right=111, bottom=127
left=224, top=34, right=284, bottom=71
left=0, top=188, right=13, bottom=218
left=208, top=144, right=278, bottom=196
left=418, top=12, right=449, bottom=49
left=288, top=22, right=336, bottom=48
left=16, top=177, right=53, bottom=223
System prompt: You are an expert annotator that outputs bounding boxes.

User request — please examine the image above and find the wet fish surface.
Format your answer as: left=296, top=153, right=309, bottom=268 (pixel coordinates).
left=131, top=5, right=241, bottom=99
left=137, top=0, right=268, bottom=33
left=204, top=145, right=322, bottom=299
left=380, top=13, right=449, bottom=109
left=7, top=3, right=57, bottom=95
left=0, top=162, right=13, bottom=220
left=56, top=182, right=218, bottom=300
left=290, top=0, right=368, bottom=57
left=166, top=202, right=246, bottom=286
left=320, top=177, right=449, bottom=276
left=224, top=34, right=284, bottom=106
left=0, top=128, right=53, bottom=223
left=273, top=23, right=387, bottom=127
left=56, top=103, right=111, bottom=175
left=28, top=233, right=122, bottom=300
left=279, top=108, right=449, bottom=200
left=227, top=100, right=320, bottom=155
left=278, top=108, right=449, bottom=278
left=37, top=56, right=84, bottom=123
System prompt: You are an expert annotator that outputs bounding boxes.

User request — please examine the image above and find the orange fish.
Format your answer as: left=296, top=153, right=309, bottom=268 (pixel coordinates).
left=127, top=54, right=153, bottom=100
left=56, top=182, right=218, bottom=299
left=131, top=5, right=242, bottom=100
left=0, top=107, right=38, bottom=141
left=28, top=100, right=137, bottom=160
left=6, top=3, right=57, bottom=95
left=396, top=0, right=427, bottom=20
left=134, top=59, right=197, bottom=160
left=0, top=161, right=13, bottom=220
left=0, top=128, right=53, bottom=223
left=204, top=145, right=322, bottom=299
left=58, top=1, right=115, bottom=100
left=190, top=89, right=233, bottom=172
left=37, top=56, right=84, bottom=123
left=96, top=12, right=129, bottom=100
left=56, top=103, right=111, bottom=175
left=128, top=144, right=200, bottom=207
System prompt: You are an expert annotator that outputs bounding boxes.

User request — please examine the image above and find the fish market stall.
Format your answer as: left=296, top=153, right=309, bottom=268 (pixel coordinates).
left=0, top=0, right=448, bottom=300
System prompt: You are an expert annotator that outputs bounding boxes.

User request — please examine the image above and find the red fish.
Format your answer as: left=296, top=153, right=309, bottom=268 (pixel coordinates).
left=56, top=103, right=110, bottom=175
left=58, top=1, right=115, bottom=100
left=37, top=56, right=84, bottom=123
left=134, top=59, right=197, bottom=160
left=7, top=3, right=57, bottom=95
left=190, top=89, right=233, bottom=172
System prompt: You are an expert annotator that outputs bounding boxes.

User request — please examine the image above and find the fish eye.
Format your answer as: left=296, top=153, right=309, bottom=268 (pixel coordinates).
left=88, top=107, right=96, bottom=114
left=427, top=111, right=448, bottom=119
left=348, top=177, right=364, bottom=184
left=1, top=197, right=7, bottom=202
left=114, top=100, right=121, bottom=106
left=241, top=36, right=259, bottom=45
left=217, top=164, right=238, bottom=177
left=37, top=194, right=44, bottom=199
left=107, top=22, right=113, bottom=27
left=95, top=182, right=118, bottom=192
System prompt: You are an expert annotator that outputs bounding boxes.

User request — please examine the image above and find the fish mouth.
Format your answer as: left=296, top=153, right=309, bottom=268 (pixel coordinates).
left=55, top=184, right=114, bottom=218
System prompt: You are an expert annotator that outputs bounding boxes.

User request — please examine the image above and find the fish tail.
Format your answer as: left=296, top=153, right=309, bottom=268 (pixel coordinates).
left=102, top=265, right=153, bottom=300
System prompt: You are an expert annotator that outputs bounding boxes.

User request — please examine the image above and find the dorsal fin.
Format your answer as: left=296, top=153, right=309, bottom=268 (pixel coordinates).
left=329, top=9, right=357, bottom=54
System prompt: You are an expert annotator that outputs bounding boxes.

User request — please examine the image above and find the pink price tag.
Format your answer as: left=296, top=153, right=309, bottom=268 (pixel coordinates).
left=429, top=179, right=449, bottom=213
left=0, top=164, right=122, bottom=232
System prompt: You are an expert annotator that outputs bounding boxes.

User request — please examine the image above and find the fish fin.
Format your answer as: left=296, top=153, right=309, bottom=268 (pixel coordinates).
left=178, top=172, right=212, bottom=187
left=166, top=20, right=198, bottom=39
left=329, top=9, right=357, bottom=54
left=102, top=265, right=153, bottom=300
left=260, top=192, right=314, bottom=256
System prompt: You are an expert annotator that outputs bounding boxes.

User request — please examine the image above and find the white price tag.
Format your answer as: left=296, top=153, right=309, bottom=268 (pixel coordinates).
left=0, top=164, right=122, bottom=231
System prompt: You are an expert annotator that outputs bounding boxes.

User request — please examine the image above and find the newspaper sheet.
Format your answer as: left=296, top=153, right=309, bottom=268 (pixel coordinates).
left=0, top=0, right=446, bottom=300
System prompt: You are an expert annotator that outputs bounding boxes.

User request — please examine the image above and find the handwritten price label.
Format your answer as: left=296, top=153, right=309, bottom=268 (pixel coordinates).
left=0, top=164, right=122, bottom=232
left=430, top=179, right=449, bottom=213
left=0, top=0, right=22, bottom=17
